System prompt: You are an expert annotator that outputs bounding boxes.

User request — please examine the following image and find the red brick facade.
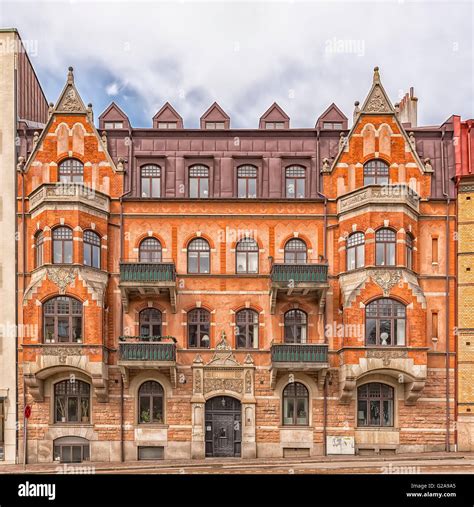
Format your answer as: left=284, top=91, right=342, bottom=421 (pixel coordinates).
left=16, top=67, right=457, bottom=463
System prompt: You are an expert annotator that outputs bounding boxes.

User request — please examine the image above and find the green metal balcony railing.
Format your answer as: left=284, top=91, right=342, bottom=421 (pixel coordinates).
left=270, top=263, right=328, bottom=283
left=119, top=262, right=176, bottom=283
left=118, top=336, right=176, bottom=362
left=271, top=343, right=328, bottom=363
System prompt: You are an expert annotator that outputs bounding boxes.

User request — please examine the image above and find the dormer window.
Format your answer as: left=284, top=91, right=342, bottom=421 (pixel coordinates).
left=104, top=121, right=123, bottom=129
left=323, top=122, right=343, bottom=129
left=158, top=122, right=177, bottom=129
left=205, top=122, right=225, bottom=130
left=265, top=122, right=285, bottom=130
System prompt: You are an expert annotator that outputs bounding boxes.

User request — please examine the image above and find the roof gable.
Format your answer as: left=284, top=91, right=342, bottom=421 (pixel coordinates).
left=316, top=103, right=348, bottom=129
left=200, top=102, right=230, bottom=129
left=98, top=102, right=130, bottom=129
left=153, top=102, right=183, bottom=128
left=259, top=102, right=290, bottom=128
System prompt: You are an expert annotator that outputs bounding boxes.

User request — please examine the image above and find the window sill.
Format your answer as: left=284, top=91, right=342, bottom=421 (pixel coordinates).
left=136, top=423, right=169, bottom=429
left=51, top=422, right=93, bottom=427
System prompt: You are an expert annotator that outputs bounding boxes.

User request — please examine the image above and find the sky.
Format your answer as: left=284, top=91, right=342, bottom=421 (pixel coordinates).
left=2, top=0, right=473, bottom=128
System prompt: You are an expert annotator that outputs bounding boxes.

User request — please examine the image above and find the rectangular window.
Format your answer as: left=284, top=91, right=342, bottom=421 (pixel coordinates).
left=205, top=122, right=225, bottom=130
left=138, top=446, right=164, bottom=460
left=323, top=122, right=343, bottom=129
left=432, top=237, right=439, bottom=263
left=265, top=122, right=285, bottom=129
left=157, top=122, right=177, bottom=129
left=104, top=122, right=123, bottom=129
left=432, top=311, right=439, bottom=340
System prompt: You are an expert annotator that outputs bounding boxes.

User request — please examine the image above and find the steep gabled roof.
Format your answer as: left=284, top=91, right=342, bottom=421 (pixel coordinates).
left=153, top=102, right=183, bottom=128
left=99, top=102, right=130, bottom=129
left=259, top=102, right=290, bottom=128
left=200, top=102, right=230, bottom=129
left=316, top=103, right=348, bottom=129
left=326, top=66, right=431, bottom=175
left=21, top=67, right=122, bottom=174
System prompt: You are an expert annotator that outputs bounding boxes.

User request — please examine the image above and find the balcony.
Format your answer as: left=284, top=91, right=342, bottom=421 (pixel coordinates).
left=270, top=262, right=329, bottom=314
left=119, top=262, right=177, bottom=312
left=28, top=183, right=110, bottom=215
left=270, top=343, right=329, bottom=388
left=337, top=184, right=420, bottom=215
left=118, top=336, right=177, bottom=386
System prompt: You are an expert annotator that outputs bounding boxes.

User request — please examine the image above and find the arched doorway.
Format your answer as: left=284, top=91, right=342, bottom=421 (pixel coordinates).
left=205, top=396, right=241, bottom=457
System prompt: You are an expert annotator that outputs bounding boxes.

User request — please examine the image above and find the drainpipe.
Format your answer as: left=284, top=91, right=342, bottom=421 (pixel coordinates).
left=119, top=127, right=133, bottom=462
left=441, top=127, right=451, bottom=452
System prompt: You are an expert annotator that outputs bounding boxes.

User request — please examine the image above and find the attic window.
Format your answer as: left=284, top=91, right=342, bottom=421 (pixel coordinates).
left=158, top=122, right=177, bottom=129
left=205, top=122, right=225, bottom=130
left=265, top=122, right=285, bottom=130
left=323, top=122, right=343, bottom=129
left=104, top=121, right=123, bottom=129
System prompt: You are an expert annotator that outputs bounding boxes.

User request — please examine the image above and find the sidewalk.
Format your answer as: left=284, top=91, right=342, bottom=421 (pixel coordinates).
left=0, top=451, right=473, bottom=474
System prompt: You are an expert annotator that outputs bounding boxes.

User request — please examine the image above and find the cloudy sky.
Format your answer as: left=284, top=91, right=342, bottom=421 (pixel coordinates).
left=2, top=0, right=473, bottom=128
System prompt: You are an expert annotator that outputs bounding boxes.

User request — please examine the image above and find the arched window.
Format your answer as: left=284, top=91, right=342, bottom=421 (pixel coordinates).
left=284, top=239, right=307, bottom=264
left=53, top=227, right=73, bottom=264
left=43, top=296, right=83, bottom=343
left=139, top=308, right=162, bottom=337
left=236, top=309, right=258, bottom=348
left=58, top=158, right=84, bottom=183
left=363, top=159, right=389, bottom=186
left=375, top=228, right=396, bottom=266
left=366, top=298, right=406, bottom=346
left=139, top=238, right=162, bottom=263
left=138, top=381, right=164, bottom=424
left=54, top=379, right=90, bottom=423
left=141, top=165, right=161, bottom=198
left=35, top=231, right=44, bottom=268
left=347, top=232, right=365, bottom=270
left=189, top=165, right=209, bottom=198
left=406, top=233, right=414, bottom=270
left=83, top=230, right=100, bottom=269
left=236, top=238, right=258, bottom=273
left=285, top=165, right=306, bottom=198
left=283, top=382, right=309, bottom=426
left=357, top=383, right=394, bottom=427
left=188, top=308, right=210, bottom=348
left=237, top=165, right=257, bottom=198
left=187, top=238, right=210, bottom=274
left=284, top=309, right=307, bottom=344
left=53, top=436, right=90, bottom=463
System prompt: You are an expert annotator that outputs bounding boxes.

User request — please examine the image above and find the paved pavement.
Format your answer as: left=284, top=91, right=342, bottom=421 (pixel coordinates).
left=0, top=452, right=473, bottom=474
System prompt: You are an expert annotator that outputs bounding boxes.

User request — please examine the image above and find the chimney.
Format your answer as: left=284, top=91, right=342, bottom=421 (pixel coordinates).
left=399, top=87, right=418, bottom=128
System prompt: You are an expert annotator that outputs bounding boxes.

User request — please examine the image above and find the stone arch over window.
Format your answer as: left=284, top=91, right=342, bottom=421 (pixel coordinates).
left=139, top=237, right=162, bottom=263
left=53, top=379, right=90, bottom=424
left=43, top=295, right=83, bottom=343
left=282, top=382, right=309, bottom=426
left=357, top=382, right=394, bottom=427
left=52, top=226, right=73, bottom=264
left=187, top=238, right=210, bottom=274
left=83, top=230, right=101, bottom=269
left=365, top=297, right=406, bottom=346
left=284, top=238, right=307, bottom=264
left=363, top=159, right=389, bottom=186
left=138, top=381, right=164, bottom=424
left=139, top=308, right=162, bottom=337
left=346, top=232, right=365, bottom=270
left=187, top=308, right=211, bottom=348
left=58, top=158, right=84, bottom=183
left=235, top=237, right=258, bottom=273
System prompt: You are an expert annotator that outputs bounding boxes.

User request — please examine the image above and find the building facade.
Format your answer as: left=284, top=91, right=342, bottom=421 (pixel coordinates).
left=0, top=29, right=47, bottom=463
left=15, top=65, right=462, bottom=464
left=455, top=117, right=474, bottom=451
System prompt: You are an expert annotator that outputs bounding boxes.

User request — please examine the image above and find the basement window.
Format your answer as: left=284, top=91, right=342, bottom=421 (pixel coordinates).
left=138, top=446, right=164, bottom=460
left=53, top=437, right=90, bottom=463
